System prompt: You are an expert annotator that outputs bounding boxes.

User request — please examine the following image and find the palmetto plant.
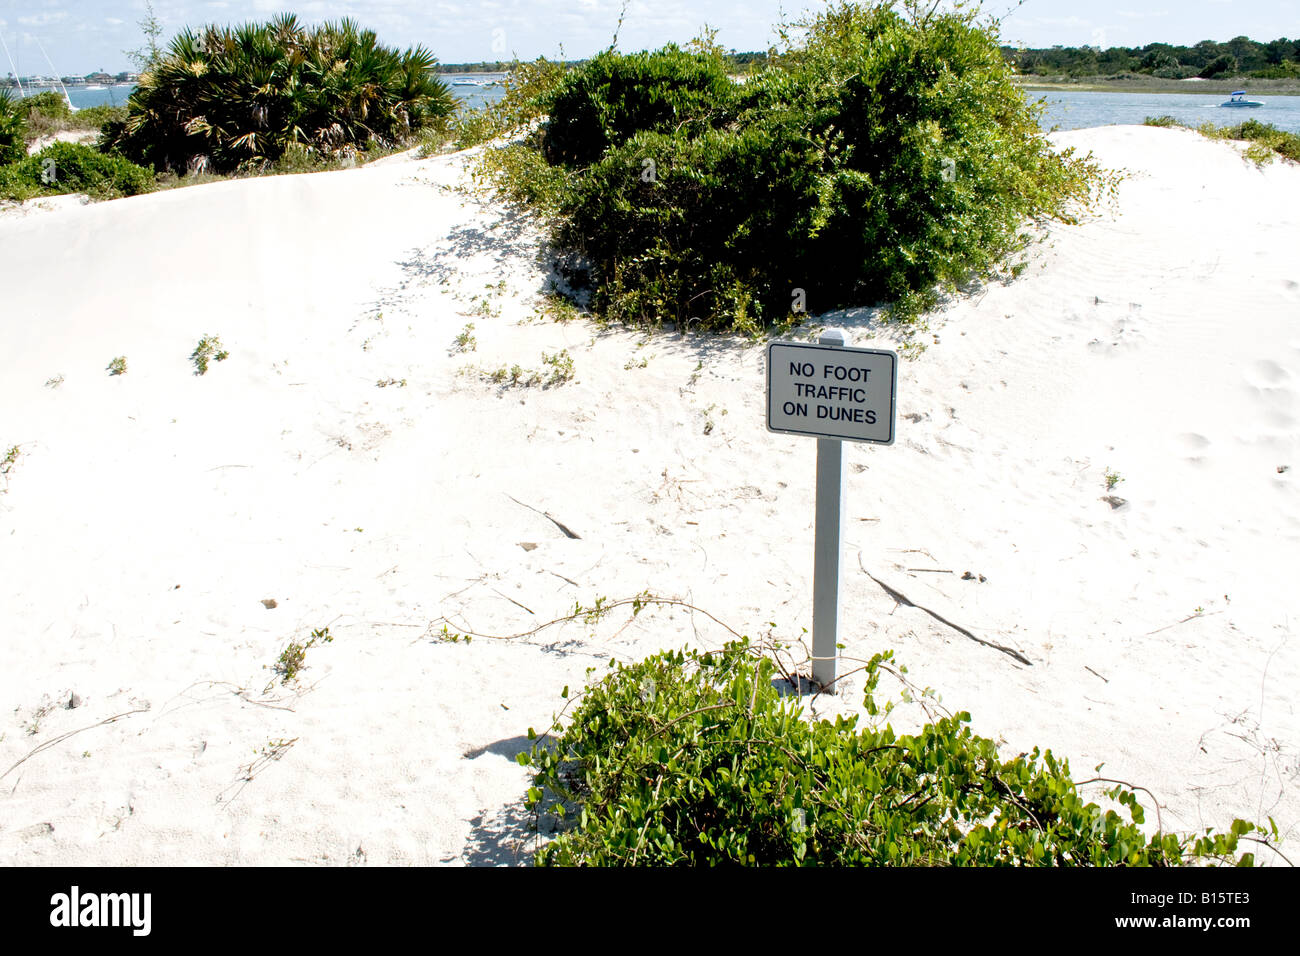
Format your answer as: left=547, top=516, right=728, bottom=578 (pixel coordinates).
left=0, top=89, right=28, bottom=165
left=105, top=15, right=456, bottom=173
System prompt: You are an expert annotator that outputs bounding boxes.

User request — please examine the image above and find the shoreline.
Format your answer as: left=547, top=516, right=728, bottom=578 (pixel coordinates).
left=1015, top=76, right=1300, bottom=95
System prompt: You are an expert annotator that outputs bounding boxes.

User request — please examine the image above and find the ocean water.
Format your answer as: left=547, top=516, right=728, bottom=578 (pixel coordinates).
left=1030, top=88, right=1300, bottom=135
left=44, top=78, right=1300, bottom=137
left=64, top=85, right=136, bottom=110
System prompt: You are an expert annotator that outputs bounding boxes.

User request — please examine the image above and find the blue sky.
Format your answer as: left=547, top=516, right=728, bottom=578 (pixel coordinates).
left=1, top=0, right=1296, bottom=75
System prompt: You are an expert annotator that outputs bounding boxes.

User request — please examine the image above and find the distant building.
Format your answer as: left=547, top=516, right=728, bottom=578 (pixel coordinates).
left=84, top=72, right=115, bottom=85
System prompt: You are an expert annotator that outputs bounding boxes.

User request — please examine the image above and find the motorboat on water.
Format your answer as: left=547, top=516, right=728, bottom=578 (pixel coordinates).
left=1220, top=91, right=1264, bottom=108
left=451, top=77, right=482, bottom=87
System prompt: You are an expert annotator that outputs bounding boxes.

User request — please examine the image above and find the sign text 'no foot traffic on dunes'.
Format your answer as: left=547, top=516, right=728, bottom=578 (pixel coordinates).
left=767, top=341, right=898, bottom=444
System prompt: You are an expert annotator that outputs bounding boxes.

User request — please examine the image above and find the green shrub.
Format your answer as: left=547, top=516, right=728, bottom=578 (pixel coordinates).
left=0, top=92, right=126, bottom=154
left=15, top=90, right=73, bottom=122
left=0, top=89, right=27, bottom=164
left=1143, top=115, right=1178, bottom=127
left=274, top=626, right=332, bottom=683
left=68, top=103, right=128, bottom=132
left=540, top=45, right=738, bottom=167
left=0, top=141, right=155, bottom=201
left=190, top=335, right=229, bottom=375
left=522, top=640, right=1271, bottom=866
left=554, top=120, right=823, bottom=333
left=472, top=139, right=569, bottom=214
left=1192, top=118, right=1300, bottom=164
left=5, top=90, right=76, bottom=144
left=1249, top=61, right=1300, bottom=80
left=1, top=444, right=20, bottom=486
left=1198, top=54, right=1238, bottom=79
left=484, top=1, right=1107, bottom=333
left=104, top=15, right=457, bottom=174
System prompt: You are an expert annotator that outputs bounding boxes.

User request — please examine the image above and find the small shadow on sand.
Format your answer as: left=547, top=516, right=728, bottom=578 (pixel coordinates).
left=393, top=205, right=539, bottom=287
left=771, top=674, right=821, bottom=697
left=460, top=803, right=537, bottom=867
left=458, top=733, right=543, bottom=866
left=462, top=733, right=532, bottom=761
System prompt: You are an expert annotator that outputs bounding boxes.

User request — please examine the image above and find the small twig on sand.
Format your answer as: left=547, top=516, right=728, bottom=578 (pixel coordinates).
left=493, top=589, right=536, bottom=615
left=436, top=594, right=745, bottom=644
left=506, top=493, right=581, bottom=539
left=860, top=553, right=1032, bottom=667
left=163, top=680, right=311, bottom=714
left=218, top=737, right=299, bottom=809
left=0, top=707, right=151, bottom=783
left=1144, top=610, right=1223, bottom=635
left=1085, top=665, right=1109, bottom=683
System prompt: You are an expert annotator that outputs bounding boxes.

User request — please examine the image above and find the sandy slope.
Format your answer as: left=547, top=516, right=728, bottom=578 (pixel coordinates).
left=1, top=126, right=1296, bottom=865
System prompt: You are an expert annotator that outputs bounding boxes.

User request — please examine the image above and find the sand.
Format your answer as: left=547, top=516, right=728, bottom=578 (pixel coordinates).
left=1, top=125, right=1296, bottom=865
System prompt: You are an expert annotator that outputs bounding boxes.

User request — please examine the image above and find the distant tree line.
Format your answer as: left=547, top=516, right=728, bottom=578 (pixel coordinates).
left=438, top=52, right=774, bottom=75
left=1002, top=36, right=1300, bottom=79
left=435, top=61, right=517, bottom=73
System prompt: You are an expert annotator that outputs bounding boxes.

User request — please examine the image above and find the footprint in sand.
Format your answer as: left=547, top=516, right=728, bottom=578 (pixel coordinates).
left=1174, top=432, right=1210, bottom=463
left=1243, top=359, right=1291, bottom=390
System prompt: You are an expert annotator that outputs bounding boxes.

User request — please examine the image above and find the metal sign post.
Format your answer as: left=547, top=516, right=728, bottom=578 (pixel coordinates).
left=767, top=329, right=897, bottom=691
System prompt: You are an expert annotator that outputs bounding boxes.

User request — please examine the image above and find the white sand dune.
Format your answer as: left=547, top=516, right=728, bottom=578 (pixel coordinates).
left=1, top=125, right=1296, bottom=865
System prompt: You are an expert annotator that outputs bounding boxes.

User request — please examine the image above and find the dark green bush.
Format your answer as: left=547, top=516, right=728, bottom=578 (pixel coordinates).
left=522, top=639, right=1272, bottom=866
left=0, top=89, right=27, bottom=164
left=0, top=141, right=156, bottom=201
left=485, top=1, right=1107, bottom=332
left=104, top=14, right=457, bottom=174
left=554, top=120, right=824, bottom=333
left=541, top=45, right=738, bottom=167
left=1198, top=54, right=1238, bottom=78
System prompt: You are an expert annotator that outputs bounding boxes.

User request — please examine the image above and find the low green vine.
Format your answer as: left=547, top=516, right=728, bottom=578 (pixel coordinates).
left=518, top=628, right=1280, bottom=866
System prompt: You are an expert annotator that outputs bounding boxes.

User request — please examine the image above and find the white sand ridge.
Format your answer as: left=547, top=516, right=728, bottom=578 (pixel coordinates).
left=0, top=125, right=1296, bottom=864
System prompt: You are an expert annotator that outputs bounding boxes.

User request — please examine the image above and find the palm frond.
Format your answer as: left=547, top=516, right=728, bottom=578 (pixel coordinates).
left=106, top=15, right=456, bottom=174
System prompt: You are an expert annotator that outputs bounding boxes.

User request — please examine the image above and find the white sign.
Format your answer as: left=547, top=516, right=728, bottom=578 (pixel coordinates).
left=767, top=341, right=898, bottom=445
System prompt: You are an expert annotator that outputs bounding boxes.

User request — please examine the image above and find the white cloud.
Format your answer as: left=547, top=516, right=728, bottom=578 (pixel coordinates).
left=18, top=13, right=71, bottom=27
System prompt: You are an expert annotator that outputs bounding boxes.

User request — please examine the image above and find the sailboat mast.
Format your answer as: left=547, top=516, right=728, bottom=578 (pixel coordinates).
left=35, top=37, right=76, bottom=111
left=0, top=26, right=26, bottom=98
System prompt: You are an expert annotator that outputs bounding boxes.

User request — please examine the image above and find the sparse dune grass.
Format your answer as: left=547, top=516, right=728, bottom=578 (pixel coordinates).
left=1145, top=114, right=1300, bottom=164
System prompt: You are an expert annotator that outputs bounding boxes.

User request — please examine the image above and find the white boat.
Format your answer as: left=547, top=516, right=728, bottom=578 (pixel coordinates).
left=1220, top=91, right=1263, bottom=108
left=451, top=77, right=482, bottom=87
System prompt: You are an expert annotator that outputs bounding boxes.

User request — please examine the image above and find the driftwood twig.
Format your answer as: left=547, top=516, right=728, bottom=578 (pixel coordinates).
left=506, top=494, right=581, bottom=539
left=859, top=554, right=1032, bottom=667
